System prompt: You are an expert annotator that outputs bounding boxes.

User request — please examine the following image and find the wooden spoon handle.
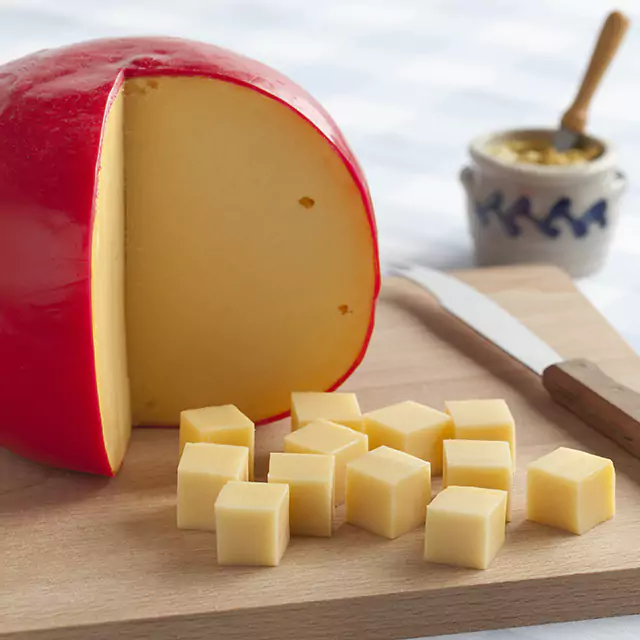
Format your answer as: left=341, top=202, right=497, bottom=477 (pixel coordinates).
left=561, top=11, right=630, bottom=134
left=543, top=358, right=640, bottom=458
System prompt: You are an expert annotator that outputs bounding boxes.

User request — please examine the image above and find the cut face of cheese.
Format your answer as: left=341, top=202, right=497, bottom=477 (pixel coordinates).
left=424, top=485, right=507, bottom=570
left=526, top=447, right=615, bottom=534
left=442, top=439, right=513, bottom=520
left=284, top=419, right=368, bottom=505
left=89, top=75, right=378, bottom=467
left=346, top=446, right=431, bottom=539
left=92, top=87, right=131, bottom=471
left=291, top=392, right=364, bottom=432
left=364, top=401, right=453, bottom=475
left=446, top=399, right=516, bottom=467
left=124, top=77, right=375, bottom=426
left=268, top=452, right=335, bottom=537
left=179, top=404, right=255, bottom=479
left=177, top=442, right=249, bottom=531
left=215, top=481, right=290, bottom=566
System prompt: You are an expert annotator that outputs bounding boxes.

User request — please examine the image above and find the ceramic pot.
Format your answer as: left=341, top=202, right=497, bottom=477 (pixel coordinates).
left=460, top=128, right=626, bottom=277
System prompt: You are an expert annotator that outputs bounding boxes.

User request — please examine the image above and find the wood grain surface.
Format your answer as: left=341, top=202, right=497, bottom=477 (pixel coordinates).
left=3, top=265, right=640, bottom=640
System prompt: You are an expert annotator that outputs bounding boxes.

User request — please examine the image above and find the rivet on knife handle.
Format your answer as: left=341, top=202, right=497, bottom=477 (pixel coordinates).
left=542, top=358, right=640, bottom=458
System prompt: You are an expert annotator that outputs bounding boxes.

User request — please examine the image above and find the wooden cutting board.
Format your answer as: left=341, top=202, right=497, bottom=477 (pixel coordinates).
left=3, top=265, right=640, bottom=640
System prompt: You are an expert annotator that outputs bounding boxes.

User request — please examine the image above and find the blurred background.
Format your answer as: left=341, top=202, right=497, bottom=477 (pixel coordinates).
left=1, top=0, right=640, bottom=348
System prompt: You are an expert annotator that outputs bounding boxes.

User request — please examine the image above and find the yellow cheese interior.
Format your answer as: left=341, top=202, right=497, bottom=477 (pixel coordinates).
left=364, top=400, right=453, bottom=474
left=291, top=392, right=364, bottom=432
left=446, top=399, right=516, bottom=465
left=346, top=446, right=431, bottom=539
left=177, top=442, right=249, bottom=531
left=215, top=481, right=290, bottom=566
left=92, top=88, right=131, bottom=471
left=92, top=76, right=376, bottom=471
left=179, top=404, right=255, bottom=478
left=442, top=439, right=513, bottom=519
left=268, top=452, right=335, bottom=537
left=526, top=447, right=615, bottom=535
left=424, top=485, right=507, bottom=570
left=284, top=419, right=368, bottom=505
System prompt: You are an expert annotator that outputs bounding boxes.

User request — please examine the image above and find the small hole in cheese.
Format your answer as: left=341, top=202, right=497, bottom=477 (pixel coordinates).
left=338, top=304, right=352, bottom=315
left=298, top=196, right=315, bottom=209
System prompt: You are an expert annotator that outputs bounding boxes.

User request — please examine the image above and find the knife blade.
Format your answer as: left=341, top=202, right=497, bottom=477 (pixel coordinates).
left=389, top=263, right=640, bottom=459
left=389, top=264, right=561, bottom=375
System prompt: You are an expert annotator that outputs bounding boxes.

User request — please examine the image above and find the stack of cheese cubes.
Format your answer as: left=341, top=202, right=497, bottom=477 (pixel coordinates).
left=176, top=405, right=291, bottom=566
left=176, top=392, right=616, bottom=570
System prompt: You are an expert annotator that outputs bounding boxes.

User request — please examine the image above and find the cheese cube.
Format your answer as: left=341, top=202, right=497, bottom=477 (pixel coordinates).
left=284, top=419, right=367, bottom=505
left=364, top=401, right=453, bottom=475
left=443, top=439, right=513, bottom=519
left=527, top=447, right=615, bottom=535
left=446, top=399, right=516, bottom=465
left=346, top=446, right=431, bottom=539
left=177, top=443, right=249, bottom=531
left=424, top=486, right=507, bottom=570
left=268, top=452, right=335, bottom=537
left=215, top=481, right=289, bottom=566
left=180, top=404, right=255, bottom=479
left=291, top=391, right=364, bottom=432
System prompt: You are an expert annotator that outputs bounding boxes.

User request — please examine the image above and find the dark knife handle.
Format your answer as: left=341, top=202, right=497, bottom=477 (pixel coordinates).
left=543, top=358, right=640, bottom=459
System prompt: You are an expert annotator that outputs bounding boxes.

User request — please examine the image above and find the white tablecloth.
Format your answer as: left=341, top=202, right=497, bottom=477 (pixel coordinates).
left=2, top=0, right=639, bottom=637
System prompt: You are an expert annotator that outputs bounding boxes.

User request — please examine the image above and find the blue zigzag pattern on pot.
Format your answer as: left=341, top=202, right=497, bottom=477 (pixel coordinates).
left=475, top=191, right=608, bottom=238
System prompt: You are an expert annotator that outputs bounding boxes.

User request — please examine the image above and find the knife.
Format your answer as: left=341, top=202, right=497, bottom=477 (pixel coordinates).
left=390, top=263, right=640, bottom=459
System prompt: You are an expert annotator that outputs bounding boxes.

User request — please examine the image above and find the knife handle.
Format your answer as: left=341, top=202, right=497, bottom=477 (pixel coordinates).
left=561, top=11, right=629, bottom=134
left=543, top=358, right=640, bottom=458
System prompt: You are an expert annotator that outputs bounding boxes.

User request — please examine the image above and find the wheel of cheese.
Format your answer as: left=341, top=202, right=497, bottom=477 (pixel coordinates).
left=0, top=37, right=380, bottom=475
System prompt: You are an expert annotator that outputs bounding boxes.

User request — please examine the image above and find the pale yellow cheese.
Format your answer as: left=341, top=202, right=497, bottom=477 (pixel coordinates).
left=268, top=452, right=335, bottom=537
left=92, top=87, right=131, bottom=472
left=215, top=481, right=289, bottom=566
left=179, top=405, right=255, bottom=479
left=424, top=485, right=507, bottom=570
left=446, top=399, right=516, bottom=466
left=124, top=77, right=376, bottom=426
left=90, top=75, right=378, bottom=471
left=177, top=442, right=248, bottom=531
left=284, top=419, right=368, bottom=505
left=291, top=392, right=364, bottom=432
left=346, top=446, right=431, bottom=539
left=526, top=446, right=615, bottom=535
left=364, top=401, right=453, bottom=475
left=443, top=439, right=513, bottom=519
